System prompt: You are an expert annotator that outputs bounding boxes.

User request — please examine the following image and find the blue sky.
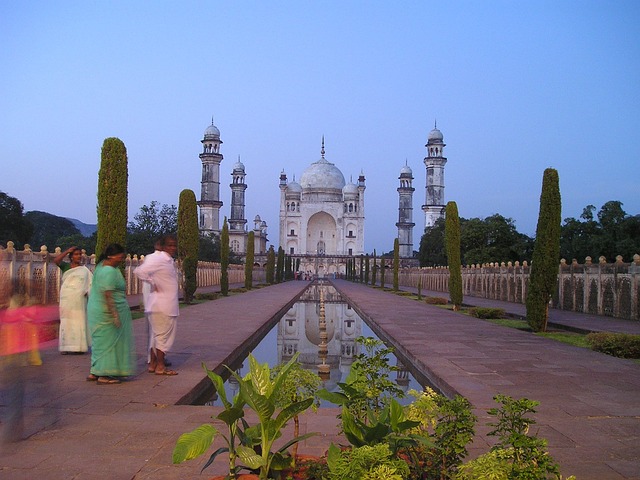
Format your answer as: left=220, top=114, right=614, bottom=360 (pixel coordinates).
left=1, top=1, right=639, bottom=254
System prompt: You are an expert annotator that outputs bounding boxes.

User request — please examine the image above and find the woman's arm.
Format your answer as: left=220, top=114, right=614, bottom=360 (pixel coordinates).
left=53, top=247, right=75, bottom=266
left=104, top=290, right=121, bottom=328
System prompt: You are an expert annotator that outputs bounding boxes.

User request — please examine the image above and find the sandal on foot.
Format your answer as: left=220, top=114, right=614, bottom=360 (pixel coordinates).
left=97, top=377, right=121, bottom=385
left=155, top=369, right=178, bottom=376
left=86, top=374, right=98, bottom=381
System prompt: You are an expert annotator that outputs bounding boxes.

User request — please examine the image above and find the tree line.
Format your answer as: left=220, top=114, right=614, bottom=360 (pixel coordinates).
left=419, top=201, right=639, bottom=267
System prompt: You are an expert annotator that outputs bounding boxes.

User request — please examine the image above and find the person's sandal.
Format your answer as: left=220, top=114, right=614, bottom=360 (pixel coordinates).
left=97, top=377, right=121, bottom=385
left=86, top=374, right=98, bottom=381
left=155, top=369, right=178, bottom=376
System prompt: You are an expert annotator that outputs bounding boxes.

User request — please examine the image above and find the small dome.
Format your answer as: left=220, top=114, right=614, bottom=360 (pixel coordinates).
left=286, top=181, right=302, bottom=193
left=254, top=214, right=261, bottom=222
left=400, top=164, right=412, bottom=175
left=233, top=159, right=245, bottom=172
left=342, top=182, right=358, bottom=196
left=300, top=158, right=346, bottom=191
left=427, top=127, right=444, bottom=144
left=204, top=121, right=220, bottom=139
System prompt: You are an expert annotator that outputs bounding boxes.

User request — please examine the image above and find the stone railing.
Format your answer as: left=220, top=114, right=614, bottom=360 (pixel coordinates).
left=0, top=242, right=264, bottom=306
left=399, top=254, right=640, bottom=321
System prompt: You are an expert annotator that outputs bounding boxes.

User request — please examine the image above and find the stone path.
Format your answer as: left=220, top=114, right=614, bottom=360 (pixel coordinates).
left=1, top=279, right=638, bottom=479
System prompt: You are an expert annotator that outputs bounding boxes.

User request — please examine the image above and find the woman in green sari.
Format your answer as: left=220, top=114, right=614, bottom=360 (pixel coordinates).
left=87, top=244, right=134, bottom=384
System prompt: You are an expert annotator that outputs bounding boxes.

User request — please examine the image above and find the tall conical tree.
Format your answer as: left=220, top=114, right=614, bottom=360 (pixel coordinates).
left=244, top=231, right=255, bottom=289
left=380, top=257, right=386, bottom=288
left=526, top=168, right=562, bottom=332
left=266, top=245, right=275, bottom=284
left=178, top=189, right=199, bottom=304
left=220, top=218, right=230, bottom=296
left=364, top=253, right=370, bottom=284
left=393, top=238, right=400, bottom=291
left=359, top=254, right=364, bottom=283
left=371, top=250, right=377, bottom=286
left=445, top=201, right=463, bottom=310
left=276, top=246, right=284, bottom=283
left=96, top=137, right=128, bottom=256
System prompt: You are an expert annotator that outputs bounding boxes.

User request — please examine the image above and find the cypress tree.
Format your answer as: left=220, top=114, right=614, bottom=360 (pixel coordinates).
left=526, top=168, right=562, bottom=332
left=244, top=230, right=255, bottom=289
left=266, top=245, right=275, bottom=284
left=393, top=238, right=400, bottom=291
left=380, top=257, right=386, bottom=288
left=364, top=253, right=370, bottom=284
left=177, top=189, right=199, bottom=304
left=359, top=254, right=364, bottom=283
left=371, top=250, right=377, bottom=286
left=96, top=137, right=128, bottom=257
left=220, top=218, right=230, bottom=296
left=276, top=246, right=284, bottom=283
left=285, top=254, right=292, bottom=280
left=445, top=201, right=463, bottom=310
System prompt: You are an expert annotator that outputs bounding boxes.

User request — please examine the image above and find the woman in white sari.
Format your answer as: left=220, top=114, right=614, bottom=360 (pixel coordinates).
left=54, top=247, right=92, bottom=354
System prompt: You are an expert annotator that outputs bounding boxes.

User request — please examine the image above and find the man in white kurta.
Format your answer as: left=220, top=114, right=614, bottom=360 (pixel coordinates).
left=134, top=235, right=179, bottom=375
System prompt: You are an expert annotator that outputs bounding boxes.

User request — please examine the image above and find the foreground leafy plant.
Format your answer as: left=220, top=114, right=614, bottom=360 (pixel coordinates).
left=457, top=394, right=573, bottom=480
left=173, top=353, right=317, bottom=480
left=326, top=443, right=410, bottom=480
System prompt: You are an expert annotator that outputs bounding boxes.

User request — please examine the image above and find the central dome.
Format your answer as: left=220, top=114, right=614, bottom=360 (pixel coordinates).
left=300, top=158, right=346, bottom=191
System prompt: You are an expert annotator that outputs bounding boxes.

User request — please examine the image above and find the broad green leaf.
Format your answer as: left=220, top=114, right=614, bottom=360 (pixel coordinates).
left=217, top=405, right=245, bottom=426
left=236, top=445, right=265, bottom=469
left=274, top=398, right=314, bottom=431
left=203, top=363, right=230, bottom=408
left=248, top=354, right=271, bottom=396
left=317, top=389, right=348, bottom=405
left=172, top=424, right=217, bottom=464
left=277, top=432, right=318, bottom=453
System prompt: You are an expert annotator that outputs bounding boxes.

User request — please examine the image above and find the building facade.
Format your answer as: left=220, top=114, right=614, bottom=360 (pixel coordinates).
left=278, top=139, right=365, bottom=276
left=197, top=120, right=224, bottom=235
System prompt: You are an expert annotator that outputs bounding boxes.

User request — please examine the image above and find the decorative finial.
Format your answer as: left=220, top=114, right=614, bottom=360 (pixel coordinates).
left=211, top=116, right=215, bottom=126
left=434, top=119, right=437, bottom=129
left=405, top=158, right=408, bottom=166
left=321, top=136, right=325, bottom=158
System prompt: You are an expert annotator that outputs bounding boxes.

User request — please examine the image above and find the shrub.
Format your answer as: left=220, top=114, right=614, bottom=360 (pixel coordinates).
left=425, top=296, right=448, bottom=305
left=469, top=307, right=506, bottom=319
left=586, top=332, right=640, bottom=358
left=194, top=292, right=220, bottom=301
left=394, top=291, right=415, bottom=297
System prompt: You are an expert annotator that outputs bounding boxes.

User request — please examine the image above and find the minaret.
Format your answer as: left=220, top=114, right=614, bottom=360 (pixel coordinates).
left=198, top=118, right=223, bottom=235
left=396, top=161, right=415, bottom=257
left=422, top=122, right=447, bottom=228
left=229, top=156, right=247, bottom=232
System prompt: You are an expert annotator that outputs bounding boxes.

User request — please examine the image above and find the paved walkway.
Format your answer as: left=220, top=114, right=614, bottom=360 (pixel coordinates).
left=332, top=279, right=640, bottom=480
left=0, top=280, right=638, bottom=479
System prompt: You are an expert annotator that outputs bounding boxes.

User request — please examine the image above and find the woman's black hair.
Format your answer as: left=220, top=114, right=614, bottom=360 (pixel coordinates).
left=67, top=247, right=82, bottom=260
left=97, top=243, right=125, bottom=263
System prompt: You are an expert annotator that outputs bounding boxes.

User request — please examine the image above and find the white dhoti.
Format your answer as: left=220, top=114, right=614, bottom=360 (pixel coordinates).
left=149, top=312, right=177, bottom=353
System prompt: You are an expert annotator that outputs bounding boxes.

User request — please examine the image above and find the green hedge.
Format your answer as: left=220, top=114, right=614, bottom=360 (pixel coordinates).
left=469, top=307, right=506, bottom=319
left=587, top=332, right=640, bottom=358
left=424, top=296, right=448, bottom=305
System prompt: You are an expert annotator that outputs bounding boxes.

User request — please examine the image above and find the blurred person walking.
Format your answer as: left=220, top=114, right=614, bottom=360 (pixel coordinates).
left=53, top=247, right=92, bottom=354
left=86, top=244, right=134, bottom=385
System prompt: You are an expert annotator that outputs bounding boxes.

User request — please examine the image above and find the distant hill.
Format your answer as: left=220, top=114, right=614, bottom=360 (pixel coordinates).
left=68, top=218, right=97, bottom=237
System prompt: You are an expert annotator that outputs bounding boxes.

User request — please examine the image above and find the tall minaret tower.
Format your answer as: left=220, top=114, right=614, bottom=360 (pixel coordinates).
left=229, top=156, right=247, bottom=233
left=198, top=118, right=223, bottom=235
left=396, top=162, right=415, bottom=257
left=422, top=122, right=447, bottom=228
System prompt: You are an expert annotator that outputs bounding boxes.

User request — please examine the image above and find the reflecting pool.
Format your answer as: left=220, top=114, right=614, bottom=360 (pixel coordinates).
left=207, top=280, right=423, bottom=406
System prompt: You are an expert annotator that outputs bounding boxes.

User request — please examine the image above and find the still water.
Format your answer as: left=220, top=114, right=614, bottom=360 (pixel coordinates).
left=207, top=281, right=423, bottom=406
